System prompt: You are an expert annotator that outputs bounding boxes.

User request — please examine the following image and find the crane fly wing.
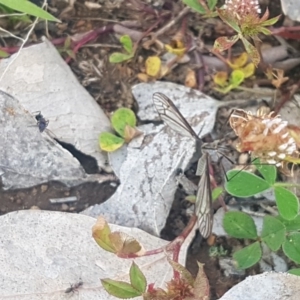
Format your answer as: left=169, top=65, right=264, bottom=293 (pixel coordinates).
left=152, top=92, right=199, bottom=139
left=153, top=92, right=213, bottom=237
left=195, top=153, right=213, bottom=238
left=196, top=151, right=208, bottom=176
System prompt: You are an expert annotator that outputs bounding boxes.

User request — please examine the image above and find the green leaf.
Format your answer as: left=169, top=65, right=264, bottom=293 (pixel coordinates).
left=223, top=211, right=257, bottom=239
left=288, top=268, right=300, bottom=276
left=225, top=170, right=271, bottom=197
left=92, top=218, right=115, bottom=253
left=283, top=233, right=300, bottom=264
left=120, top=35, right=133, bottom=54
left=66, top=49, right=76, bottom=60
left=277, top=215, right=300, bottom=231
left=229, top=70, right=245, bottom=88
left=111, top=108, right=137, bottom=138
left=0, top=4, right=30, bottom=23
left=261, top=215, right=286, bottom=251
left=129, top=262, right=147, bottom=293
left=0, top=49, right=9, bottom=58
left=274, top=186, right=299, bottom=220
left=258, top=27, right=272, bottom=35
left=214, top=84, right=235, bottom=94
left=255, top=160, right=277, bottom=185
left=0, top=0, right=59, bottom=21
left=207, top=0, right=218, bottom=10
left=260, top=15, right=281, bottom=26
left=99, top=132, right=124, bottom=152
left=182, top=0, right=206, bottom=14
left=185, top=195, right=196, bottom=203
left=240, top=37, right=260, bottom=66
left=233, top=242, right=262, bottom=269
left=101, top=279, right=142, bottom=298
left=217, top=8, right=241, bottom=33
left=212, top=186, right=223, bottom=201
left=109, top=52, right=134, bottom=63
left=64, top=36, right=71, bottom=49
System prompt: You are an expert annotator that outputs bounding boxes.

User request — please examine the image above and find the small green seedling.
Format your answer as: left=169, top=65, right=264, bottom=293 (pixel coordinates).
left=0, top=48, right=9, bottom=58
left=213, top=51, right=255, bottom=94
left=209, top=245, right=228, bottom=257
left=101, top=262, right=146, bottom=299
left=101, top=259, right=209, bottom=299
left=109, top=35, right=134, bottom=63
left=58, top=36, right=76, bottom=60
left=182, top=0, right=218, bottom=17
left=99, top=108, right=141, bottom=152
left=93, top=215, right=210, bottom=299
left=185, top=186, right=222, bottom=205
left=212, top=0, right=280, bottom=66
left=224, top=161, right=300, bottom=270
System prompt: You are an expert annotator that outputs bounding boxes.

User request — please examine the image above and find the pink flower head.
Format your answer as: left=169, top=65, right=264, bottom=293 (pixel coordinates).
left=224, top=0, right=261, bottom=22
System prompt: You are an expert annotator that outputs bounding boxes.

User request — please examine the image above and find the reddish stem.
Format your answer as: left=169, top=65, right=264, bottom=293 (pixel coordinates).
left=65, top=25, right=114, bottom=63
left=271, top=26, right=300, bottom=39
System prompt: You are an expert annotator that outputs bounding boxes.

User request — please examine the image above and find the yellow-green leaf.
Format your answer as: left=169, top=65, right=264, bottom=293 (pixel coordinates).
left=92, top=217, right=115, bottom=253
left=109, top=52, right=134, bottom=63
left=145, top=56, right=161, bottom=77
left=230, top=69, right=245, bottom=87
left=241, top=37, right=260, bottom=66
left=120, top=35, right=133, bottom=54
left=213, top=71, right=228, bottom=87
left=111, top=108, right=137, bottom=138
left=99, top=132, right=124, bottom=152
left=228, top=52, right=248, bottom=69
left=241, top=63, right=255, bottom=78
left=0, top=49, right=9, bottom=58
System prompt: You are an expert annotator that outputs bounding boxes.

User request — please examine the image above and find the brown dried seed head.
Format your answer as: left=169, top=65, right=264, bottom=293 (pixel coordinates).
left=229, top=109, right=299, bottom=166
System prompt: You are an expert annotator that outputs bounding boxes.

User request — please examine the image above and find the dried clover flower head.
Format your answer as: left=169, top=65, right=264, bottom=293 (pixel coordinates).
left=224, top=0, right=261, bottom=15
left=229, top=109, right=299, bottom=166
left=223, top=0, right=261, bottom=26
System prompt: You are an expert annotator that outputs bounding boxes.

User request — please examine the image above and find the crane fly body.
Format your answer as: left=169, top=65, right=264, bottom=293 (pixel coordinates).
left=152, top=92, right=213, bottom=238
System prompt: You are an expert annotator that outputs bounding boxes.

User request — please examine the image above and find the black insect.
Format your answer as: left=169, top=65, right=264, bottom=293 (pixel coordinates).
left=34, top=111, right=49, bottom=132
left=64, top=280, right=83, bottom=294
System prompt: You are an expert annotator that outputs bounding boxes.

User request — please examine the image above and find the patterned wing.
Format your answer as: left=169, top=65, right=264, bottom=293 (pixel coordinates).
left=152, top=92, right=199, bottom=139
left=195, top=152, right=213, bottom=238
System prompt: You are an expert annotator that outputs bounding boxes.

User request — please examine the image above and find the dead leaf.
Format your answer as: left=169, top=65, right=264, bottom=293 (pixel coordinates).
left=109, top=231, right=145, bottom=257
left=271, top=68, right=289, bottom=89
left=123, top=125, right=143, bottom=143
left=185, top=69, right=197, bottom=88
left=213, top=71, right=228, bottom=87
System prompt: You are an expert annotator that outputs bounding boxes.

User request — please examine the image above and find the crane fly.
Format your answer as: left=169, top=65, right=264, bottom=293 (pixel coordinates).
left=152, top=92, right=213, bottom=238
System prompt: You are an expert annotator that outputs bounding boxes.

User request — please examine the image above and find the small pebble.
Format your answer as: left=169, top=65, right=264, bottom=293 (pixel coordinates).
left=61, top=204, right=69, bottom=211
left=41, top=185, right=48, bottom=193
left=30, top=206, right=40, bottom=210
